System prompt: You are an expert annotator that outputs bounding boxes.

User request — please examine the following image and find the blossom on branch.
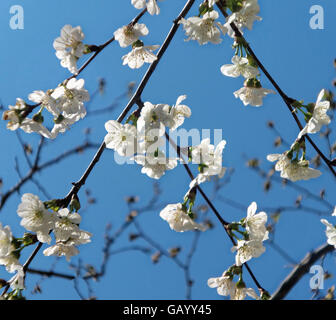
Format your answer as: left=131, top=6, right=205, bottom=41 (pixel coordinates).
left=53, top=25, right=86, bottom=74
left=243, top=201, right=269, bottom=241
left=320, top=219, right=336, bottom=248
left=232, top=239, right=266, bottom=266
left=2, top=99, right=53, bottom=139
left=105, top=120, right=139, bottom=157
left=122, top=43, right=160, bottom=69
left=8, top=265, right=25, bottom=290
left=298, top=89, right=331, bottom=139
left=17, top=194, right=55, bottom=244
left=225, top=0, right=262, bottom=38
left=160, top=203, right=207, bottom=232
left=53, top=208, right=82, bottom=242
left=49, top=78, right=89, bottom=138
left=179, top=10, right=227, bottom=45
left=43, top=232, right=91, bottom=262
left=234, top=78, right=275, bottom=107
left=267, top=153, right=321, bottom=182
left=28, top=90, right=60, bottom=117
left=51, top=78, right=89, bottom=121
left=166, top=95, right=191, bottom=131
left=231, top=284, right=259, bottom=300
left=207, top=270, right=259, bottom=300
left=131, top=0, right=162, bottom=15
left=114, top=23, right=149, bottom=48
left=43, top=208, right=92, bottom=261
left=137, top=101, right=170, bottom=140
left=134, top=150, right=178, bottom=179
left=207, top=272, right=235, bottom=297
left=189, top=138, right=227, bottom=187
left=0, top=224, right=21, bottom=273
left=220, top=56, right=259, bottom=79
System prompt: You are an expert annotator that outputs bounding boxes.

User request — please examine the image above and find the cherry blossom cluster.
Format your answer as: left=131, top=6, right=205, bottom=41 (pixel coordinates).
left=105, top=95, right=189, bottom=178
left=0, top=223, right=25, bottom=296
left=104, top=95, right=228, bottom=183
left=17, top=193, right=92, bottom=262
left=2, top=78, right=89, bottom=139
left=267, top=89, right=331, bottom=181
left=114, top=20, right=159, bottom=69
left=0, top=193, right=91, bottom=298
left=53, top=25, right=87, bottom=74
left=207, top=202, right=269, bottom=300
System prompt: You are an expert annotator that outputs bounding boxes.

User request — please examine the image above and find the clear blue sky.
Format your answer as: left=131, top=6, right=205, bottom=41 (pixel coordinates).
left=0, top=0, right=335, bottom=300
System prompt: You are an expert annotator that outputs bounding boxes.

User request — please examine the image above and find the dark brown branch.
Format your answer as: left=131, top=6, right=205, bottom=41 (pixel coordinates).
left=27, top=268, right=75, bottom=280
left=271, top=243, right=335, bottom=300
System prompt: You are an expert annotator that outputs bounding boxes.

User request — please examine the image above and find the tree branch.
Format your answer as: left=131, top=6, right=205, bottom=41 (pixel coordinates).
left=271, top=243, right=335, bottom=300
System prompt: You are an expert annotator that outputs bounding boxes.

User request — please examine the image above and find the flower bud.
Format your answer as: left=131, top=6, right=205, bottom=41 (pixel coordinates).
left=54, top=114, right=65, bottom=124
left=22, top=232, right=38, bottom=246
left=69, top=195, right=81, bottom=213
left=32, top=113, right=44, bottom=123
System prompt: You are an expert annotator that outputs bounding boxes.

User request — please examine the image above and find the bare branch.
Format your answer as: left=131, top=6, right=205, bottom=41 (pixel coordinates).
left=271, top=243, right=335, bottom=300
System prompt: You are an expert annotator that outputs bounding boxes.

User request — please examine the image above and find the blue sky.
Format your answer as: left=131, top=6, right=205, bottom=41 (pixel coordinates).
left=0, top=0, right=335, bottom=300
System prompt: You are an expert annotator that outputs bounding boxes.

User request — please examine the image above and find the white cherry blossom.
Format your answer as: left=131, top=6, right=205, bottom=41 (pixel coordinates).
left=232, top=239, right=266, bottom=266
left=122, top=44, right=159, bottom=69
left=134, top=151, right=178, bottom=179
left=28, top=90, right=60, bottom=116
left=179, top=10, right=227, bottom=45
left=8, top=265, right=25, bottom=290
left=104, top=120, right=138, bottom=157
left=234, top=85, right=275, bottom=107
left=220, top=56, right=259, bottom=79
left=2, top=99, right=25, bottom=131
left=51, top=78, right=89, bottom=121
left=267, top=153, right=322, bottom=182
left=225, top=0, right=262, bottom=37
left=190, top=139, right=227, bottom=186
left=17, top=193, right=55, bottom=244
left=114, top=23, right=149, bottom=48
left=320, top=219, right=336, bottom=248
left=2, top=99, right=53, bottom=139
left=160, top=203, right=207, bottom=232
left=231, top=285, right=259, bottom=300
left=131, top=0, right=162, bottom=15
left=207, top=272, right=235, bottom=297
left=137, top=102, right=170, bottom=140
left=0, top=224, right=20, bottom=273
left=43, top=230, right=92, bottom=261
left=244, top=202, right=268, bottom=241
left=166, top=95, right=191, bottom=131
left=53, top=208, right=82, bottom=242
left=53, top=25, right=86, bottom=74
left=298, top=89, right=331, bottom=139
left=43, top=243, right=79, bottom=262
left=50, top=115, right=78, bottom=138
